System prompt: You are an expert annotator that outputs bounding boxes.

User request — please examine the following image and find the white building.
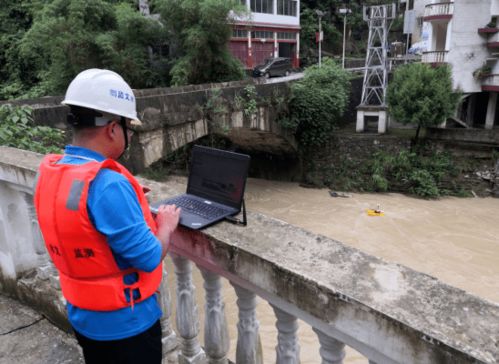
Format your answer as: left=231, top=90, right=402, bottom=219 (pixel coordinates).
left=229, top=0, right=300, bottom=69
left=409, top=0, right=499, bottom=129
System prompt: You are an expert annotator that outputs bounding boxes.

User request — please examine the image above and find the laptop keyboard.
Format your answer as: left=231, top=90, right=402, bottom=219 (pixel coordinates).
left=168, top=196, right=229, bottom=219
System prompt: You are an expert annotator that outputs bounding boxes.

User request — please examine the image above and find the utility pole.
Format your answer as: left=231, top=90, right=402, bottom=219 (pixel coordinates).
left=316, top=10, right=324, bottom=67
left=339, top=8, right=351, bottom=69
left=356, top=3, right=396, bottom=134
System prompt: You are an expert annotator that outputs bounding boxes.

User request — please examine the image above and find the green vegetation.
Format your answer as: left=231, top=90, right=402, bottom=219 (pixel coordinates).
left=0, top=1, right=40, bottom=100
left=281, top=58, right=350, bottom=148
left=0, top=0, right=246, bottom=100
left=387, top=63, right=459, bottom=141
left=205, top=88, right=230, bottom=136
left=299, top=0, right=401, bottom=65
left=156, top=0, right=245, bottom=86
left=367, top=149, right=460, bottom=198
left=234, top=85, right=258, bottom=118
left=320, top=147, right=467, bottom=198
left=0, top=104, right=65, bottom=154
left=2, top=0, right=167, bottom=99
left=205, top=88, right=229, bottom=115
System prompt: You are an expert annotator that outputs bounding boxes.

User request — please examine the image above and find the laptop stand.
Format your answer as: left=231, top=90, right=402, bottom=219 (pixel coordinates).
left=224, top=199, right=247, bottom=226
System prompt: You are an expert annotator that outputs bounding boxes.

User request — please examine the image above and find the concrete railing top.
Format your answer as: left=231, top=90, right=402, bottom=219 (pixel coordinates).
left=0, top=145, right=498, bottom=363
left=133, top=78, right=263, bottom=98
left=0, top=77, right=273, bottom=109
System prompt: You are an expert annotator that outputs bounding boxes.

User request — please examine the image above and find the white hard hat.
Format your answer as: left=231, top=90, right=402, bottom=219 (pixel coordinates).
left=62, top=69, right=141, bottom=126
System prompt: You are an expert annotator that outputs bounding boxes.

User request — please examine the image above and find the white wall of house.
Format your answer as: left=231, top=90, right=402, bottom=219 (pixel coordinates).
left=411, top=0, right=432, bottom=43
left=447, top=0, right=491, bottom=93
left=492, top=0, right=499, bottom=16
left=412, top=0, right=493, bottom=93
left=250, top=12, right=299, bottom=26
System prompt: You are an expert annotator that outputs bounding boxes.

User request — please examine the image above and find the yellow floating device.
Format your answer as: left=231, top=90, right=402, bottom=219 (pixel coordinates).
left=366, top=209, right=384, bottom=216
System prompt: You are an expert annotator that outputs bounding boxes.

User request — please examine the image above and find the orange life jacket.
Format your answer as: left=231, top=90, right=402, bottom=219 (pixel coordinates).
left=34, top=154, right=162, bottom=311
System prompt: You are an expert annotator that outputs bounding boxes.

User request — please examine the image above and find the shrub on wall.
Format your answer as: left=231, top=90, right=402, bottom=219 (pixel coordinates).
left=0, top=104, right=64, bottom=153
left=284, top=58, right=350, bottom=149
left=2, top=0, right=167, bottom=99
left=335, top=148, right=461, bottom=198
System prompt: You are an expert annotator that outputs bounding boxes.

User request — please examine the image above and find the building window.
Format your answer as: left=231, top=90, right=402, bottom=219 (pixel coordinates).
left=252, top=31, right=274, bottom=39
left=277, top=0, right=297, bottom=16
left=277, top=32, right=295, bottom=40
left=251, top=0, right=273, bottom=14
left=233, top=29, right=248, bottom=38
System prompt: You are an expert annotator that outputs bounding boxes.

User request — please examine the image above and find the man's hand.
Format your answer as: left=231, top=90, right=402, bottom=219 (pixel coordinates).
left=155, top=204, right=181, bottom=260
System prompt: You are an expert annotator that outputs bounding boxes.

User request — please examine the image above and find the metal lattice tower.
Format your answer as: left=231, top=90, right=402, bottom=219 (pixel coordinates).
left=359, top=3, right=396, bottom=107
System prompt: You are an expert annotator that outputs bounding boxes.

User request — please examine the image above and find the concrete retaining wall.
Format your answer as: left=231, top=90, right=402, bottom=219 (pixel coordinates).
left=426, top=127, right=499, bottom=146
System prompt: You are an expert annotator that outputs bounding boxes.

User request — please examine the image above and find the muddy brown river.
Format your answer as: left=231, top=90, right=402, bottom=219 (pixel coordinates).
left=165, top=177, right=499, bottom=363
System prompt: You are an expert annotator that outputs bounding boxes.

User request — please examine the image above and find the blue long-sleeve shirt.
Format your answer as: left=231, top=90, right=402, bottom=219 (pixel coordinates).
left=60, top=145, right=162, bottom=340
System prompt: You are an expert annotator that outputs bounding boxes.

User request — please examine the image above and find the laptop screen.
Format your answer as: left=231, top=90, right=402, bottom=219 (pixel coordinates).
left=187, top=146, right=251, bottom=210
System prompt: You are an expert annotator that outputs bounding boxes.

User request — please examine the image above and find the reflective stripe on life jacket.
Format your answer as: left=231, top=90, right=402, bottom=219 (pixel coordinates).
left=34, top=154, right=162, bottom=311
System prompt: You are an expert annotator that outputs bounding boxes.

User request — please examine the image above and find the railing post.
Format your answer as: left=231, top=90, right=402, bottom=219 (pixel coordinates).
left=312, top=328, right=345, bottom=364
left=270, top=305, right=300, bottom=364
left=171, top=253, right=206, bottom=364
left=159, top=263, right=179, bottom=364
left=199, top=267, right=230, bottom=364
left=231, top=283, right=263, bottom=364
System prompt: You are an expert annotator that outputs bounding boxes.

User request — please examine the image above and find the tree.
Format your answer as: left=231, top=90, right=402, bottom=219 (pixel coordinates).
left=299, top=5, right=341, bottom=67
left=298, top=0, right=403, bottom=64
left=387, top=63, right=459, bottom=141
left=0, top=1, right=42, bottom=99
left=155, top=0, right=245, bottom=85
left=286, top=58, right=350, bottom=148
left=6, top=0, right=167, bottom=99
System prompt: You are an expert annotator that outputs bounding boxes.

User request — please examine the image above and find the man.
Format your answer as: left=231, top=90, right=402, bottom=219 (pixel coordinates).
left=34, top=69, right=180, bottom=363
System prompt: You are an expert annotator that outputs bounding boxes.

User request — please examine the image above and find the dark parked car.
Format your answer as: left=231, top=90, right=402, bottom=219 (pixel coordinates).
left=253, top=57, right=292, bottom=78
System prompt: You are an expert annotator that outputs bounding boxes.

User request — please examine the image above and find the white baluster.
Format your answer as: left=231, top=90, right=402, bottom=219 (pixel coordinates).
left=159, top=263, right=179, bottom=364
left=199, top=267, right=230, bottom=364
left=231, top=283, right=263, bottom=364
left=270, top=305, right=300, bottom=364
left=313, top=328, right=345, bottom=364
left=172, top=253, right=206, bottom=364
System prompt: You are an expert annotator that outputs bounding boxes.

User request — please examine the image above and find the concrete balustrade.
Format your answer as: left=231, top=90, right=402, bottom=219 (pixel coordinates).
left=1, top=146, right=498, bottom=364
left=423, top=2, right=454, bottom=18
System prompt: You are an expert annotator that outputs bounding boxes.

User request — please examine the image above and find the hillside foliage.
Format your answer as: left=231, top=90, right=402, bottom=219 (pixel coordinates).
left=155, top=0, right=245, bottom=85
left=0, top=0, right=245, bottom=99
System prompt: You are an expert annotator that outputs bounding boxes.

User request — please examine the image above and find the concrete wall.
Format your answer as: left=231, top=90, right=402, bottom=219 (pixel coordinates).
left=426, top=126, right=499, bottom=144
left=1, top=146, right=498, bottom=363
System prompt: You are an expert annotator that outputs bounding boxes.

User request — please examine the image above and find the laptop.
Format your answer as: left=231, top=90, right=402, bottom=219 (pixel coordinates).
left=150, top=145, right=251, bottom=230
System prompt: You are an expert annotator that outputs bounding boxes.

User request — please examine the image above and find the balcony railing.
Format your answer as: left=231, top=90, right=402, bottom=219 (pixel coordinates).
left=424, top=2, right=454, bottom=20
left=422, top=50, right=449, bottom=64
left=1, top=145, right=498, bottom=364
left=481, top=74, right=499, bottom=91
